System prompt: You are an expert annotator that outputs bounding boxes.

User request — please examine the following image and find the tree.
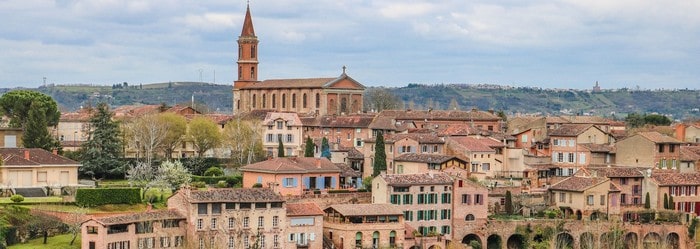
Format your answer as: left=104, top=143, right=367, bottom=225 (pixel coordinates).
left=189, top=116, right=221, bottom=157
left=126, top=162, right=157, bottom=200
left=644, top=192, right=651, bottom=209
left=0, top=90, right=60, bottom=128
left=373, top=131, right=387, bottom=176
left=663, top=194, right=669, bottom=209
left=364, top=87, right=400, bottom=112
left=22, top=101, right=59, bottom=151
left=625, top=113, right=645, bottom=129
left=644, top=114, right=671, bottom=126
left=65, top=207, right=87, bottom=246
left=81, top=102, right=124, bottom=179
left=505, top=190, right=514, bottom=215
left=321, top=137, right=331, bottom=159
left=27, top=213, right=64, bottom=245
left=223, top=118, right=264, bottom=167
left=304, top=136, right=314, bottom=157
left=669, top=195, right=674, bottom=210
left=277, top=136, right=285, bottom=157
left=126, top=114, right=169, bottom=166
left=155, top=161, right=191, bottom=192
left=497, top=110, right=508, bottom=122
left=158, top=113, right=187, bottom=160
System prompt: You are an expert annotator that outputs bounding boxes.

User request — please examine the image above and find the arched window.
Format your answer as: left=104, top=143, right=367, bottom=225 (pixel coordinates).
left=340, top=97, right=348, bottom=113
left=466, top=214, right=475, bottom=221
left=250, top=66, right=255, bottom=79
left=272, top=94, right=277, bottom=108
left=303, top=93, right=307, bottom=108
left=262, top=94, right=266, bottom=108
left=389, top=231, right=396, bottom=247
left=251, top=45, right=256, bottom=58
left=292, top=94, right=296, bottom=108
left=372, top=231, right=379, bottom=248
left=252, top=94, right=256, bottom=108
left=282, top=94, right=286, bottom=109
left=355, top=232, right=362, bottom=247
left=315, top=93, right=320, bottom=108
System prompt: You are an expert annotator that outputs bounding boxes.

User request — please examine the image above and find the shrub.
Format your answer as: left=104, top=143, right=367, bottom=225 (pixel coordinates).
left=191, top=181, right=206, bottom=188
left=76, top=188, right=141, bottom=207
left=217, top=180, right=228, bottom=188
left=10, top=194, right=24, bottom=203
left=191, top=175, right=242, bottom=186
left=203, top=166, right=224, bottom=177
left=252, top=183, right=263, bottom=188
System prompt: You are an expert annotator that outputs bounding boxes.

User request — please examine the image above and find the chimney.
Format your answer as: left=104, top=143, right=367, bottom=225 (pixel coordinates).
left=24, top=150, right=29, bottom=160
left=428, top=170, right=434, bottom=178
left=52, top=149, right=58, bottom=155
left=315, top=158, right=321, bottom=168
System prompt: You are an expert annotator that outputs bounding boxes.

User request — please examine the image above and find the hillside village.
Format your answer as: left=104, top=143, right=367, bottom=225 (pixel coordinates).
left=2, top=4, right=700, bottom=249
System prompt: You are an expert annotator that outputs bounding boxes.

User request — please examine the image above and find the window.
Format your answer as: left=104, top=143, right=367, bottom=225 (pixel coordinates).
left=250, top=67, right=255, bottom=79
left=462, top=194, right=471, bottom=204
left=659, top=144, right=664, bottom=153
left=442, top=193, right=451, bottom=204
left=160, top=237, right=170, bottom=248
left=107, top=241, right=130, bottom=249
left=244, top=236, right=250, bottom=249
left=228, top=236, right=235, bottom=249
left=197, top=219, right=203, bottom=230
left=522, top=134, right=528, bottom=143
left=422, top=145, right=427, bottom=153
left=303, top=93, right=307, bottom=108
left=260, top=235, right=266, bottom=248
left=669, top=144, right=675, bottom=153
left=466, top=214, right=475, bottom=221
left=266, top=134, right=274, bottom=142
left=475, top=194, right=484, bottom=204
left=600, top=195, right=606, bottom=206
left=198, top=203, right=207, bottom=215
left=283, top=177, right=297, bottom=187
left=228, top=217, right=235, bottom=229
left=210, top=218, right=217, bottom=229
left=137, top=238, right=155, bottom=249
left=258, top=216, right=264, bottom=228
left=620, top=194, right=627, bottom=204
left=251, top=45, right=256, bottom=58
left=174, top=236, right=184, bottom=247
left=482, top=163, right=490, bottom=171
left=355, top=232, right=363, bottom=247
left=403, top=194, right=413, bottom=204
left=621, top=178, right=628, bottom=185
left=587, top=195, right=594, bottom=205
left=557, top=153, right=564, bottom=162
left=390, top=194, right=401, bottom=204
left=568, top=153, right=575, bottom=163
left=273, top=216, right=279, bottom=227
left=243, top=217, right=249, bottom=228
left=136, top=222, right=153, bottom=234
left=559, top=193, right=566, bottom=202
left=252, top=94, right=256, bottom=108
left=315, top=93, right=320, bottom=108
left=87, top=226, right=98, bottom=234
left=277, top=121, right=283, bottom=129
left=282, top=94, right=286, bottom=108
left=212, top=203, right=221, bottom=214
left=274, top=235, right=280, bottom=248
left=404, top=211, right=413, bottom=221
left=262, top=94, right=266, bottom=108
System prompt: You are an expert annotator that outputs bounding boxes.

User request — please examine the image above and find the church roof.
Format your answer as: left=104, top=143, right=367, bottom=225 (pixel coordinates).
left=241, top=73, right=365, bottom=90
left=240, top=4, right=255, bottom=37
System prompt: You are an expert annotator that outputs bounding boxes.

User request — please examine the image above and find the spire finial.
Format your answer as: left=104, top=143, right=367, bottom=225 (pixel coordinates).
left=342, top=65, right=347, bottom=74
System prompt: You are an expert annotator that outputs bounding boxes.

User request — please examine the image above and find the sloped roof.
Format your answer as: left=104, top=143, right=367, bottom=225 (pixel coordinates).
left=286, top=203, right=323, bottom=217
left=549, top=176, right=608, bottom=192
left=636, top=131, right=682, bottom=144
left=188, top=188, right=283, bottom=203
left=652, top=173, right=700, bottom=186
left=0, top=148, right=79, bottom=166
left=241, top=74, right=365, bottom=90
left=394, top=153, right=461, bottom=164
left=379, top=133, right=445, bottom=144
left=93, top=209, right=185, bottom=226
left=560, top=115, right=610, bottom=124
left=335, top=163, right=361, bottom=178
left=549, top=124, right=596, bottom=137
left=381, top=172, right=453, bottom=186
left=681, top=146, right=700, bottom=161
left=263, top=112, right=302, bottom=126
left=380, top=109, right=501, bottom=121
left=317, top=114, right=376, bottom=128
left=241, top=157, right=341, bottom=174
left=579, top=143, right=615, bottom=153
left=437, top=124, right=491, bottom=136
left=326, top=203, right=403, bottom=216
left=240, top=4, right=255, bottom=37
left=585, top=166, right=646, bottom=178
left=447, top=137, right=497, bottom=152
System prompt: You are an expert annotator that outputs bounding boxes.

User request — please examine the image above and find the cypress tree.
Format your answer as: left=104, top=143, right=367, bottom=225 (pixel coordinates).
left=277, top=137, right=285, bottom=157
left=663, top=193, right=669, bottom=209
left=669, top=195, right=675, bottom=210
left=304, top=136, right=314, bottom=157
left=644, top=192, right=651, bottom=209
left=372, top=131, right=387, bottom=176
left=505, top=190, right=514, bottom=215
left=321, top=137, right=331, bottom=159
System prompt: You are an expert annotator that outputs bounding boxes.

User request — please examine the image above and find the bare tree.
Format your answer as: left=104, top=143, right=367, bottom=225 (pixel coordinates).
left=223, top=118, right=264, bottom=167
left=126, top=162, right=158, bottom=201
left=188, top=116, right=222, bottom=157
left=127, top=114, right=169, bottom=166
left=66, top=207, right=87, bottom=245
left=364, top=87, right=401, bottom=112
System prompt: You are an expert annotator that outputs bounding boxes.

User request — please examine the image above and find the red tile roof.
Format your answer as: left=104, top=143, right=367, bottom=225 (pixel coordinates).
left=447, top=137, right=497, bottom=152
left=187, top=188, right=283, bottom=203
left=652, top=173, right=700, bottom=186
left=325, top=203, right=403, bottom=216
left=93, top=209, right=185, bottom=226
left=286, top=203, right=324, bottom=216
left=437, top=124, right=491, bottom=136
left=381, top=172, right=453, bottom=186
left=680, top=146, right=700, bottom=161
left=382, top=133, right=445, bottom=144
left=241, top=157, right=341, bottom=174
left=316, top=114, right=376, bottom=128
left=636, top=131, right=682, bottom=144
left=549, top=176, right=608, bottom=192
left=0, top=148, right=79, bottom=166
left=393, top=153, right=461, bottom=164
left=549, top=124, right=596, bottom=137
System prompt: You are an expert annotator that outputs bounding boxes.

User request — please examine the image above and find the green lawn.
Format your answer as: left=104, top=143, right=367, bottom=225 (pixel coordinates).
left=0, top=196, right=63, bottom=204
left=8, top=234, right=80, bottom=249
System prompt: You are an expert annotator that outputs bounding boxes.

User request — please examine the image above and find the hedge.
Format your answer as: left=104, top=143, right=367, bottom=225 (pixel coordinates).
left=191, top=175, right=242, bottom=186
left=76, top=188, right=141, bottom=207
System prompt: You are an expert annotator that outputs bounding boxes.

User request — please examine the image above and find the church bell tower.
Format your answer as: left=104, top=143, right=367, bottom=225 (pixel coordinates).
left=233, top=4, right=259, bottom=114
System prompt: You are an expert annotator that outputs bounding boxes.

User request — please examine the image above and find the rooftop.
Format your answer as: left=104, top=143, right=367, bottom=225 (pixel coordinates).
left=241, top=157, right=341, bottom=174
left=652, top=173, right=700, bottom=186
left=548, top=124, right=597, bottom=137
left=393, top=153, right=460, bottom=164
left=94, top=209, right=185, bottom=226
left=326, top=203, right=403, bottom=216
left=286, top=202, right=324, bottom=217
left=636, top=131, right=682, bottom=144
left=381, top=172, right=453, bottom=186
left=0, top=148, right=79, bottom=166
left=447, top=137, right=497, bottom=152
left=187, top=188, right=283, bottom=203
left=549, top=176, right=608, bottom=192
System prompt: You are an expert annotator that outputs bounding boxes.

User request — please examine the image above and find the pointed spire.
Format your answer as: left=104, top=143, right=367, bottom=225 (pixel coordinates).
left=240, top=4, right=256, bottom=37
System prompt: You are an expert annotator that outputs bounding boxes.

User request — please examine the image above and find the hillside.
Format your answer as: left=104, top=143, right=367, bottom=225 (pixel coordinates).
left=1, top=82, right=698, bottom=119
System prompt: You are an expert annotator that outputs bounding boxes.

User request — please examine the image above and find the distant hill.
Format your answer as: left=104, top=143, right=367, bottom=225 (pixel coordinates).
left=1, top=82, right=698, bottom=119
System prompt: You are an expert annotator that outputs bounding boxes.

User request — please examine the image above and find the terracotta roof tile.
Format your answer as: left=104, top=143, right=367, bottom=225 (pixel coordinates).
left=680, top=146, right=700, bottom=161
left=325, top=203, right=403, bottom=216
left=263, top=112, right=302, bottom=126
left=95, top=209, right=185, bottom=225
left=437, top=124, right=491, bottom=136
left=447, top=137, right=497, bottom=152
left=188, top=188, right=283, bottom=203
left=560, top=115, right=610, bottom=124
left=579, top=143, right=614, bottom=153
left=393, top=153, right=460, bottom=164
left=549, top=176, right=607, bottom=192
left=549, top=124, right=596, bottom=137
left=286, top=203, right=324, bottom=216
left=652, top=173, right=700, bottom=186
left=317, top=114, right=376, bottom=128
left=335, top=163, right=361, bottom=178
left=382, top=133, right=445, bottom=144
left=381, top=172, right=453, bottom=186
left=0, top=148, right=79, bottom=166
left=585, top=166, right=646, bottom=178
left=241, top=157, right=341, bottom=174
left=636, top=131, right=682, bottom=144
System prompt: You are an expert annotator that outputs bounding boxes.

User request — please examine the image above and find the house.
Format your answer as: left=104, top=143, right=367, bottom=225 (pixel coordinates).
left=674, top=123, right=700, bottom=143
left=261, top=112, right=304, bottom=157
left=445, top=136, right=506, bottom=179
left=548, top=124, right=613, bottom=168
left=679, top=146, right=700, bottom=173
left=362, top=133, right=447, bottom=178
left=81, top=209, right=187, bottom=249
left=615, top=131, right=683, bottom=170
left=0, top=128, right=22, bottom=148
left=55, top=110, right=90, bottom=151
left=323, top=204, right=405, bottom=249
left=393, top=154, right=468, bottom=175
left=0, top=148, right=81, bottom=195
left=240, top=157, right=341, bottom=195
left=647, top=172, right=700, bottom=216
left=372, top=172, right=455, bottom=241
left=285, top=203, right=324, bottom=249
left=548, top=176, right=620, bottom=220
left=583, top=166, right=647, bottom=216
left=166, top=188, right=287, bottom=249
left=449, top=174, right=490, bottom=243
left=301, top=114, right=375, bottom=150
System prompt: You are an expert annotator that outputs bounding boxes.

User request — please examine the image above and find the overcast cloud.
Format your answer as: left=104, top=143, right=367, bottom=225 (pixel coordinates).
left=1, top=0, right=699, bottom=89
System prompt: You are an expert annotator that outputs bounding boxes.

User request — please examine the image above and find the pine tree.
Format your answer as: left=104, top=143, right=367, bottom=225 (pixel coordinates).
left=372, top=131, right=387, bottom=176
left=644, top=192, right=651, bottom=209
left=304, top=136, right=314, bottom=157
left=81, top=103, right=124, bottom=179
left=321, top=137, right=331, bottom=159
left=22, top=101, right=57, bottom=151
left=505, top=190, right=514, bottom=215
left=277, top=137, right=285, bottom=157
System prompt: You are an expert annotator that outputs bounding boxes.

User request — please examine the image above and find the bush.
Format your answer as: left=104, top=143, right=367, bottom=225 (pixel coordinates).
left=191, top=181, right=206, bottom=188
left=252, top=183, right=262, bottom=188
left=203, top=166, right=224, bottom=177
left=217, top=181, right=228, bottom=188
left=10, top=194, right=24, bottom=203
left=76, top=188, right=141, bottom=207
left=191, top=175, right=242, bottom=186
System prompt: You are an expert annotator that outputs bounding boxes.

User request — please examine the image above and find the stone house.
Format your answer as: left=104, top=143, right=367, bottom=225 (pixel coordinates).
left=323, top=203, right=405, bottom=249
left=582, top=166, right=648, bottom=218
left=679, top=146, right=700, bottom=173
left=615, top=131, right=683, bottom=170
left=330, top=147, right=364, bottom=188
left=647, top=172, right=700, bottom=216
left=301, top=114, right=375, bottom=150
left=0, top=148, right=81, bottom=195
left=81, top=210, right=187, bottom=249
left=449, top=174, right=490, bottom=244
left=166, top=188, right=287, bottom=249
left=362, top=133, right=446, bottom=178
left=549, top=176, right=620, bottom=220
left=261, top=112, right=304, bottom=157
left=241, top=157, right=341, bottom=195
left=392, top=154, right=468, bottom=175
left=445, top=136, right=502, bottom=179
left=674, top=123, right=700, bottom=143
left=285, top=202, right=324, bottom=249
left=548, top=124, right=613, bottom=167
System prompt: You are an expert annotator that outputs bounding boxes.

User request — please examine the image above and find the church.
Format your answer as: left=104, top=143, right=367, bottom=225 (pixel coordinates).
left=232, top=5, right=366, bottom=116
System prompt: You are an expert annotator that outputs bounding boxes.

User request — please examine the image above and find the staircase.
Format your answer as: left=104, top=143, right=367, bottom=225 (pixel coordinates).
left=323, top=235, right=335, bottom=249
left=14, top=187, right=47, bottom=197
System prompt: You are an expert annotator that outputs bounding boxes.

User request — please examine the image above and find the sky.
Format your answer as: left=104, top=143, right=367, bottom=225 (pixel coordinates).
left=1, top=0, right=699, bottom=90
